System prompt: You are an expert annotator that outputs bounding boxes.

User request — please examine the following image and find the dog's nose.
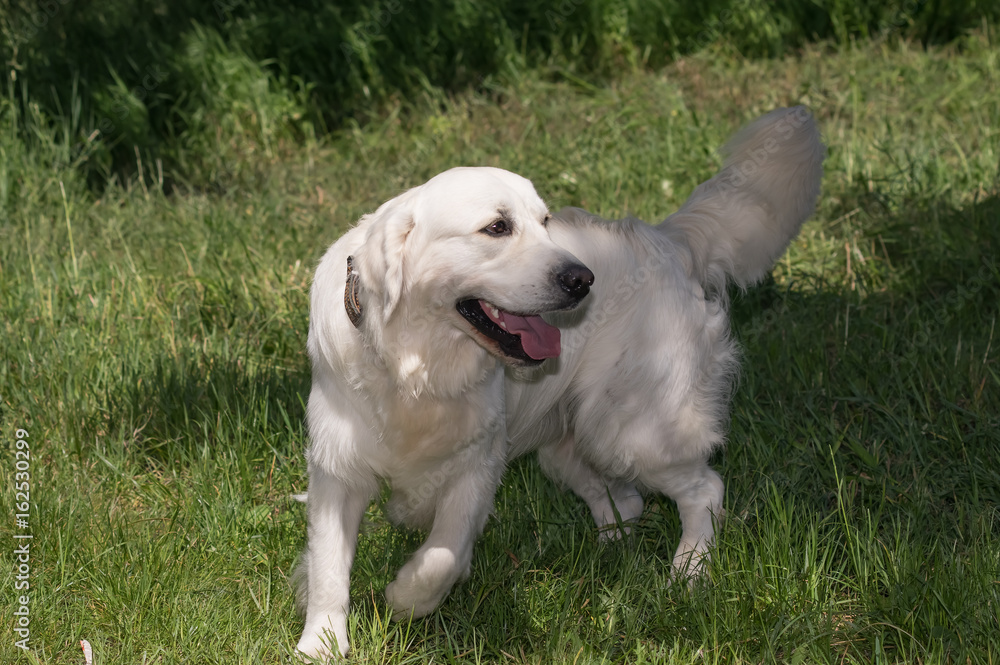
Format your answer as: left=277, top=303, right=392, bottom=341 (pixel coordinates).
left=558, top=264, right=595, bottom=299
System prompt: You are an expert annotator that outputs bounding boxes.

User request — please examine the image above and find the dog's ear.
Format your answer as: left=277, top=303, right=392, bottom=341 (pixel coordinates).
left=355, top=191, right=416, bottom=322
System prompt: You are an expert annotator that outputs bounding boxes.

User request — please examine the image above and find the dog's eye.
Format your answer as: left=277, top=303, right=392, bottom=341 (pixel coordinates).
left=482, top=219, right=512, bottom=237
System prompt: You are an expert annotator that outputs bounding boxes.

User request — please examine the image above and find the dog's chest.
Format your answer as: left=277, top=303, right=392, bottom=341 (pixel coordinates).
left=378, top=389, right=504, bottom=470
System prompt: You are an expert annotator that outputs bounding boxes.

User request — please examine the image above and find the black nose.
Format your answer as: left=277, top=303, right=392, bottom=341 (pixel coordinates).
left=558, top=263, right=595, bottom=299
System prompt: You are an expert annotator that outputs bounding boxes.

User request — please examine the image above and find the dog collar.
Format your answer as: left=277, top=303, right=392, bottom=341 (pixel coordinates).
left=344, top=255, right=363, bottom=328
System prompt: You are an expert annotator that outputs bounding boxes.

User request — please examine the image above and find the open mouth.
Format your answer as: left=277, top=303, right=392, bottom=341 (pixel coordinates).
left=456, top=299, right=561, bottom=364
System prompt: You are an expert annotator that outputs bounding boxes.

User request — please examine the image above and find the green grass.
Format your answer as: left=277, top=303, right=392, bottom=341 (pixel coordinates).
left=2, top=29, right=999, bottom=664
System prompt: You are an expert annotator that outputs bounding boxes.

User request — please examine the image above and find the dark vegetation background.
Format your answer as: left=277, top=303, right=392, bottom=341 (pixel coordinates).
left=2, top=0, right=997, bottom=188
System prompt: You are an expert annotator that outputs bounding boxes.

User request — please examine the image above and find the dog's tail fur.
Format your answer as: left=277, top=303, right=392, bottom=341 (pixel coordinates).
left=660, top=106, right=825, bottom=294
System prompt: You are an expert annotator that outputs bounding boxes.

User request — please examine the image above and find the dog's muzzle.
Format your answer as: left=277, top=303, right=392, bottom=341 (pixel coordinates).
left=455, top=261, right=594, bottom=365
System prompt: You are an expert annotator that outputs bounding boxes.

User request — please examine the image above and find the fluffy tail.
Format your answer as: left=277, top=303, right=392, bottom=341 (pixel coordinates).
left=660, top=106, right=825, bottom=293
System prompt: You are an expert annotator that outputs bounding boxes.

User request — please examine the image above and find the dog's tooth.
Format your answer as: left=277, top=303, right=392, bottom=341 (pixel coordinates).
left=489, top=305, right=500, bottom=319
left=500, top=322, right=507, bottom=330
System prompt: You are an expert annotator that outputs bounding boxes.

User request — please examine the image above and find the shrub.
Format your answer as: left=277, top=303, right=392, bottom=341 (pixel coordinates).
left=1, top=0, right=996, bottom=186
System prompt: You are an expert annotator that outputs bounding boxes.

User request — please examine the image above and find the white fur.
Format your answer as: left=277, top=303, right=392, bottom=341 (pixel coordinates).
left=295, top=107, right=825, bottom=659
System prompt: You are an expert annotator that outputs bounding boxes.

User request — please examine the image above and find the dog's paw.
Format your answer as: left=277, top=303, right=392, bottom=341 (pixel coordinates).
left=295, top=635, right=333, bottom=662
left=670, top=547, right=710, bottom=587
left=597, top=523, right=634, bottom=542
left=385, top=547, right=461, bottom=620
left=297, top=616, right=349, bottom=661
left=385, top=577, right=447, bottom=621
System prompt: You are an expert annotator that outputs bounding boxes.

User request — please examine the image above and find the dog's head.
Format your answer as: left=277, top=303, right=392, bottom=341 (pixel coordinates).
left=353, top=167, right=592, bottom=376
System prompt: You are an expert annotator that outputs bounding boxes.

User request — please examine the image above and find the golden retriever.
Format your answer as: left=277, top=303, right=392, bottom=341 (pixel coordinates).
left=296, top=107, right=825, bottom=659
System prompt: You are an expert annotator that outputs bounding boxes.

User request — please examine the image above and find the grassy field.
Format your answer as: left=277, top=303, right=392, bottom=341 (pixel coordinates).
left=2, top=22, right=999, bottom=665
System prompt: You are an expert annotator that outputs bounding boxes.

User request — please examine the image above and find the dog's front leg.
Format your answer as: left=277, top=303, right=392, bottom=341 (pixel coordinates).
left=646, top=461, right=724, bottom=580
left=297, top=466, right=372, bottom=659
left=385, top=437, right=504, bottom=620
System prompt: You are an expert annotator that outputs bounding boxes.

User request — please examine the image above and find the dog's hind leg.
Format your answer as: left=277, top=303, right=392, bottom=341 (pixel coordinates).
left=296, top=466, right=372, bottom=659
left=384, top=442, right=505, bottom=620
left=538, top=433, right=644, bottom=540
left=641, top=461, right=724, bottom=580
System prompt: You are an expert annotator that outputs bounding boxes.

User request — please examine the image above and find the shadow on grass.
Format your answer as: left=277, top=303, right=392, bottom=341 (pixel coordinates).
left=726, top=193, right=999, bottom=525
left=101, top=347, right=310, bottom=468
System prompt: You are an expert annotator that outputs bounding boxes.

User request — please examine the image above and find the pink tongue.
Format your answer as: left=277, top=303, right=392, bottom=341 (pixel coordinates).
left=480, top=300, right=561, bottom=359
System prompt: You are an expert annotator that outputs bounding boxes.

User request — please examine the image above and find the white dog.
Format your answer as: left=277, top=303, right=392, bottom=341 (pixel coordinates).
left=296, top=107, right=825, bottom=659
